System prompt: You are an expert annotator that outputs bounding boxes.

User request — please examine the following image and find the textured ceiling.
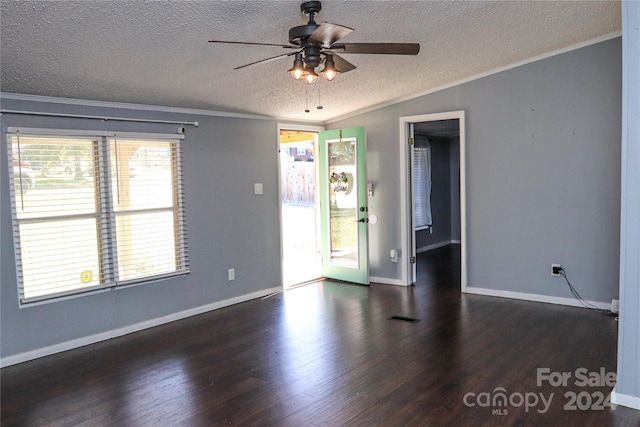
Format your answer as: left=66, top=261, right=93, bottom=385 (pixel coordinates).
left=0, top=0, right=621, bottom=123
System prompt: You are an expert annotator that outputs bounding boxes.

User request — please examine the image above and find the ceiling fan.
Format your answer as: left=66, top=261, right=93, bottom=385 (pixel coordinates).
left=208, top=0, right=420, bottom=84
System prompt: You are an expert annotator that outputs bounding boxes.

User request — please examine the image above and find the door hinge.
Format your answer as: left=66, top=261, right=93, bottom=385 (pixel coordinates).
left=408, top=137, right=414, bottom=146
left=410, top=256, right=416, bottom=264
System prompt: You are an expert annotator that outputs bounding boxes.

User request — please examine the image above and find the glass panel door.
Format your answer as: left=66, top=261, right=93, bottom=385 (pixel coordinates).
left=319, top=127, right=369, bottom=285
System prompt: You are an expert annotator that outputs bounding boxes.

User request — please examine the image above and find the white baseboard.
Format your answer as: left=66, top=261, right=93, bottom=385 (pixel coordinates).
left=464, top=286, right=612, bottom=310
left=0, top=286, right=281, bottom=368
left=611, top=391, right=640, bottom=410
left=370, top=276, right=408, bottom=286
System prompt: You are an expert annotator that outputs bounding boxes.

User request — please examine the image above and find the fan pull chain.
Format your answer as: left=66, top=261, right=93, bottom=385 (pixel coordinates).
left=305, top=87, right=310, bottom=113
left=317, top=86, right=323, bottom=110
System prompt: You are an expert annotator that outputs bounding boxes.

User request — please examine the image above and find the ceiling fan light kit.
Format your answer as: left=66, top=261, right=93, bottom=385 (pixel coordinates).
left=288, top=53, right=306, bottom=80
left=209, top=0, right=420, bottom=86
left=304, top=66, right=319, bottom=84
left=320, top=54, right=338, bottom=81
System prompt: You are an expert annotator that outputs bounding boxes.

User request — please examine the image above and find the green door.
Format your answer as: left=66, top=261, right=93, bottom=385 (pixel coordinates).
left=319, top=127, right=369, bottom=285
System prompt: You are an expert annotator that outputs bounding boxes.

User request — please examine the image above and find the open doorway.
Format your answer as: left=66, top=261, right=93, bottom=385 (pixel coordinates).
left=413, top=120, right=462, bottom=289
left=279, top=127, right=322, bottom=288
left=400, top=111, right=467, bottom=290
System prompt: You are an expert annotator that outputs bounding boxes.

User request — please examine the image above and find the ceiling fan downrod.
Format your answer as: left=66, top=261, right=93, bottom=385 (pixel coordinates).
left=289, top=1, right=322, bottom=46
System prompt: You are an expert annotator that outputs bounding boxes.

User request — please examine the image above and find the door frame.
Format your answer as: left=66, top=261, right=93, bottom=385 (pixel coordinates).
left=277, top=123, right=325, bottom=288
left=399, top=111, right=467, bottom=291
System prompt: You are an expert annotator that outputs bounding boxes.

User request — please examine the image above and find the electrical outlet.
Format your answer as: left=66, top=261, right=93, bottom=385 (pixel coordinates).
left=228, top=268, right=235, bottom=281
left=551, top=264, right=562, bottom=276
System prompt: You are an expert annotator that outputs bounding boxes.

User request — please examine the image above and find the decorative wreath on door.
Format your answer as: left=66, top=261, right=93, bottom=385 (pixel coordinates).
left=329, top=171, right=353, bottom=195
left=329, top=171, right=348, bottom=184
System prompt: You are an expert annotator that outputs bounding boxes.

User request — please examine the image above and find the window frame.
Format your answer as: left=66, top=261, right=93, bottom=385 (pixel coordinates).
left=6, top=127, right=189, bottom=306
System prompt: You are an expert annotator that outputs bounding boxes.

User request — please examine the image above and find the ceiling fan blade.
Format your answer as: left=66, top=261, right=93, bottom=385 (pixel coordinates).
left=234, top=51, right=299, bottom=70
left=330, top=53, right=357, bottom=73
left=330, top=43, right=420, bottom=55
left=209, top=40, right=298, bottom=49
left=308, top=23, right=354, bottom=47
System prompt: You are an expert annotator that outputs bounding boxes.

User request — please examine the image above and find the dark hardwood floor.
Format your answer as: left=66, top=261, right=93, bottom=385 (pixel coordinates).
left=2, top=245, right=638, bottom=426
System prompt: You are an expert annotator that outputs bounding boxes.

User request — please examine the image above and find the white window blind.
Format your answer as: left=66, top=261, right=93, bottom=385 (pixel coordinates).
left=7, top=131, right=189, bottom=304
left=109, top=137, right=188, bottom=284
left=414, top=142, right=432, bottom=229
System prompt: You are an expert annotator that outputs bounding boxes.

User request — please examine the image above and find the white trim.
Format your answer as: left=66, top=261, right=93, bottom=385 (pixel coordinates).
left=417, top=240, right=456, bottom=254
left=465, top=287, right=613, bottom=311
left=611, top=391, right=640, bottom=411
left=615, top=2, right=640, bottom=417
left=277, top=123, right=325, bottom=133
left=19, top=288, right=112, bottom=308
left=370, top=276, right=408, bottom=286
left=0, top=286, right=280, bottom=368
left=113, top=271, right=190, bottom=290
left=400, top=111, right=466, bottom=291
left=327, top=31, right=622, bottom=124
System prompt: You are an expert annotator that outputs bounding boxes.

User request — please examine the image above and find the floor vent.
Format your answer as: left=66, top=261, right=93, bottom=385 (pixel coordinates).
left=389, top=315, right=419, bottom=323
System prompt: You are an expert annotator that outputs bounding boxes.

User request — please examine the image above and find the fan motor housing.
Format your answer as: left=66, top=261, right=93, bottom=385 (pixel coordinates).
left=289, top=24, right=319, bottom=46
left=303, top=45, right=322, bottom=68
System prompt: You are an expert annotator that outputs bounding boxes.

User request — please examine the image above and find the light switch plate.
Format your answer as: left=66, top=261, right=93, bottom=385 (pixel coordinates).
left=254, top=183, right=263, bottom=195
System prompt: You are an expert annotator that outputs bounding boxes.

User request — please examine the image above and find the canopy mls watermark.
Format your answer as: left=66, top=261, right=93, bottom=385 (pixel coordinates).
left=462, top=367, right=617, bottom=416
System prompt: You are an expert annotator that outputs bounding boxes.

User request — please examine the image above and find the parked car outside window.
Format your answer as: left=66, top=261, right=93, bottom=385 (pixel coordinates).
left=13, top=166, right=36, bottom=194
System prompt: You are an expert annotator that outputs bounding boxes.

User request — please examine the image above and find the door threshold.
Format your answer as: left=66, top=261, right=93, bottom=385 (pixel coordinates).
left=285, top=277, right=325, bottom=290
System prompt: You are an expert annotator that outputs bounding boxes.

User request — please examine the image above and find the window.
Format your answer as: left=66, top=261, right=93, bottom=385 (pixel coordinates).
left=7, top=130, right=189, bottom=304
left=414, top=141, right=432, bottom=230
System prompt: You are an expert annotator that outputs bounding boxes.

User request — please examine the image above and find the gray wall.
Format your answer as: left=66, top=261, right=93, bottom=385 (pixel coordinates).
left=616, top=1, right=640, bottom=406
left=0, top=98, right=281, bottom=359
left=330, top=38, right=622, bottom=303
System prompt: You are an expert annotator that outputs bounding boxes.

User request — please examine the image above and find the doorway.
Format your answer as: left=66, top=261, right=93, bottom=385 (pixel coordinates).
left=399, top=111, right=467, bottom=290
left=279, top=126, right=323, bottom=288
left=279, top=125, right=371, bottom=288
